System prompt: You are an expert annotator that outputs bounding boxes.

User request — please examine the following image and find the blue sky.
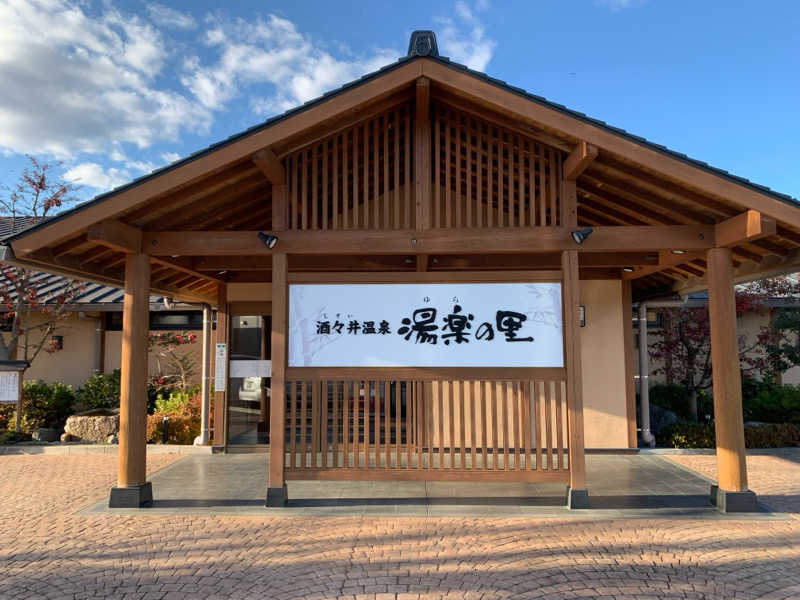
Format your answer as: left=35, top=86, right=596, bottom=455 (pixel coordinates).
left=1, top=0, right=798, bottom=204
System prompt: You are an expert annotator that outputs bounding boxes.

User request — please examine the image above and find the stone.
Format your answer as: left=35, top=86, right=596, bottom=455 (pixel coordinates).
left=32, top=428, right=60, bottom=442
left=107, top=434, right=118, bottom=444
left=64, top=408, right=119, bottom=444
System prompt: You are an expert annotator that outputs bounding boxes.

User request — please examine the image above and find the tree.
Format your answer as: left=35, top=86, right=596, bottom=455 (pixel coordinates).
left=648, top=277, right=799, bottom=421
left=0, top=156, right=82, bottom=363
left=148, top=331, right=199, bottom=395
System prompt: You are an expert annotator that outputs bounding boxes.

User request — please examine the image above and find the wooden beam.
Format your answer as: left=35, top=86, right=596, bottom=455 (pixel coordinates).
left=623, top=250, right=706, bottom=280
left=251, top=148, right=284, bottom=184
left=20, top=249, right=214, bottom=304
left=87, top=220, right=142, bottom=254
left=715, top=210, right=776, bottom=248
left=117, top=253, right=149, bottom=489
left=143, top=226, right=715, bottom=257
left=564, top=141, right=598, bottom=181
left=9, top=60, right=424, bottom=256
left=707, top=247, right=749, bottom=494
left=415, top=77, right=431, bottom=231
left=420, top=59, right=800, bottom=228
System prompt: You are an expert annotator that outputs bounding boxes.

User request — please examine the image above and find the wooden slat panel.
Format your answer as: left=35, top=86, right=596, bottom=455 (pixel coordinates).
left=544, top=380, right=553, bottom=470
left=555, top=378, right=564, bottom=470
left=438, top=381, right=445, bottom=470
left=523, top=380, right=532, bottom=470
left=533, top=380, right=542, bottom=470
left=455, top=113, right=462, bottom=229
left=470, top=380, right=477, bottom=470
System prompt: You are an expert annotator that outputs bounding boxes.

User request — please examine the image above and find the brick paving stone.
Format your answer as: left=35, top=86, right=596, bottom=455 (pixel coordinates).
left=0, top=453, right=799, bottom=599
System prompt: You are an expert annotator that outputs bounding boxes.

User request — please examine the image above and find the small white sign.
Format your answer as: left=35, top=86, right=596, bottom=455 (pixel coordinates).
left=0, top=371, right=19, bottom=403
left=214, top=343, right=227, bottom=392
left=230, top=360, right=271, bottom=378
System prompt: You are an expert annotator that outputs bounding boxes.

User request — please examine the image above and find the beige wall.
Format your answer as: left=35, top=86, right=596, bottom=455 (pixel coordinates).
left=16, top=312, right=203, bottom=390
left=21, top=313, right=99, bottom=388
left=228, top=283, right=271, bottom=302
left=580, top=280, right=630, bottom=448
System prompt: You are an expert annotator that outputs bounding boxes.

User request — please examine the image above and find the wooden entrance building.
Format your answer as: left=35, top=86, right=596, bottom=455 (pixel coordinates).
left=4, top=31, right=800, bottom=512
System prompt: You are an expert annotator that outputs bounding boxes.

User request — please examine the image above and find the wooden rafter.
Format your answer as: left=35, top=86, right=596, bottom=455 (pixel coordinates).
left=564, top=141, right=598, bottom=181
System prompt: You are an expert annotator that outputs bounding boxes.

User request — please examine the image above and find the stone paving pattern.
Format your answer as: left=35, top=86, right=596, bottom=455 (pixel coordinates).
left=666, top=451, right=800, bottom=518
left=1, top=452, right=800, bottom=599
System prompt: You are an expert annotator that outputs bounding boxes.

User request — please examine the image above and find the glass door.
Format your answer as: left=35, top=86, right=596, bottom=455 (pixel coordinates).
left=226, top=315, right=271, bottom=445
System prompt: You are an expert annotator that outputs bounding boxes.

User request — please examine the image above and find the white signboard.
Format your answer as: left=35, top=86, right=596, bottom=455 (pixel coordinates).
left=214, top=343, right=227, bottom=392
left=230, top=360, right=271, bottom=378
left=289, top=282, right=563, bottom=367
left=0, top=372, right=19, bottom=403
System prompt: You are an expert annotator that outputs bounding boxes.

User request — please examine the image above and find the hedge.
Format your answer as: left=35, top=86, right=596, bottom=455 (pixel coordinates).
left=659, top=420, right=800, bottom=449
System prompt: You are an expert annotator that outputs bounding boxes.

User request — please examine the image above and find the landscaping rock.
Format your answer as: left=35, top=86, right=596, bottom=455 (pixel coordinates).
left=32, top=428, right=60, bottom=442
left=64, top=408, right=119, bottom=444
left=106, top=434, right=118, bottom=444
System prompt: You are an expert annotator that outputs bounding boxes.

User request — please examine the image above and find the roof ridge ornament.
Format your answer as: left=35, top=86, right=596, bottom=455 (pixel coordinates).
left=407, top=30, right=439, bottom=58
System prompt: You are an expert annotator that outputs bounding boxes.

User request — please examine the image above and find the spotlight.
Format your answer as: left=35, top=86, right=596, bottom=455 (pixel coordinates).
left=257, top=232, right=278, bottom=249
left=570, top=227, right=593, bottom=245
left=671, top=249, right=687, bottom=255
left=622, top=266, right=635, bottom=273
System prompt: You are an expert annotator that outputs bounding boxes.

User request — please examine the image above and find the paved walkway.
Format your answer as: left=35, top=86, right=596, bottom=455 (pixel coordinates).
left=82, top=453, right=775, bottom=518
left=1, top=451, right=799, bottom=599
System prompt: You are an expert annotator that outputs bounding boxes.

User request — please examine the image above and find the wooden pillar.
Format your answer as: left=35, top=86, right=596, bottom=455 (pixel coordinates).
left=621, top=279, right=637, bottom=448
left=562, top=249, right=588, bottom=507
left=707, top=247, right=755, bottom=510
left=414, top=77, right=431, bottom=231
left=267, top=252, right=288, bottom=506
left=213, top=283, right=228, bottom=447
left=109, top=253, right=151, bottom=507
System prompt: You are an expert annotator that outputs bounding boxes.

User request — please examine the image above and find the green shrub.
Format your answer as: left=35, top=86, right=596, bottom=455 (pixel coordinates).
left=18, top=380, right=75, bottom=431
left=658, top=421, right=716, bottom=448
left=649, top=384, right=691, bottom=419
left=0, top=404, right=14, bottom=430
left=146, top=391, right=200, bottom=445
left=75, top=370, right=120, bottom=410
left=744, top=423, right=800, bottom=448
left=741, top=378, right=800, bottom=425
left=659, top=420, right=800, bottom=448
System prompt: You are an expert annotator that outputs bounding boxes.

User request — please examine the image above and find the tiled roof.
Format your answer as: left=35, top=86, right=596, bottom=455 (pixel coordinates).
left=3, top=44, right=798, bottom=243
left=0, top=267, right=168, bottom=308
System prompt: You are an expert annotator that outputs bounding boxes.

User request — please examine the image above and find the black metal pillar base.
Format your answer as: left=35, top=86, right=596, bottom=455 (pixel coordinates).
left=266, top=483, right=288, bottom=507
left=715, top=486, right=758, bottom=513
left=109, top=482, right=153, bottom=508
left=709, top=484, right=718, bottom=506
left=567, top=487, right=589, bottom=509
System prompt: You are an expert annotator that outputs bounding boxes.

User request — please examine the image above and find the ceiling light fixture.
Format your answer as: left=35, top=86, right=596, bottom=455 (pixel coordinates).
left=671, top=249, right=687, bottom=255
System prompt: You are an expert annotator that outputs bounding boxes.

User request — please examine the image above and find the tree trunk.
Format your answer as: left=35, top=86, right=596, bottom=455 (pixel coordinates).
left=686, top=356, right=699, bottom=421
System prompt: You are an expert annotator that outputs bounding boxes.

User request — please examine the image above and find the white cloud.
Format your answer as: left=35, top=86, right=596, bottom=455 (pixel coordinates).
left=146, top=3, right=196, bottom=30
left=160, top=152, right=181, bottom=163
left=436, top=0, right=496, bottom=71
left=0, top=0, right=210, bottom=158
left=125, top=160, right=156, bottom=173
left=594, top=0, right=646, bottom=11
left=63, top=162, right=131, bottom=191
left=182, top=14, right=398, bottom=115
